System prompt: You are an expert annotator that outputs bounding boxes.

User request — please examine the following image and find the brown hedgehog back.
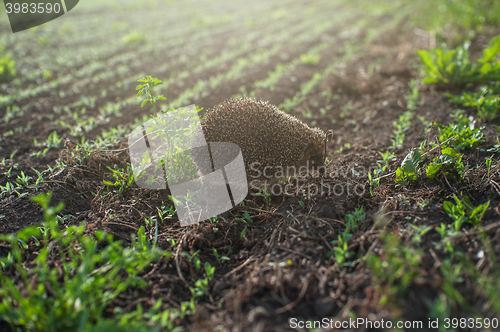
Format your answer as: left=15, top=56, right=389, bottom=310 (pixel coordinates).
left=200, top=97, right=327, bottom=186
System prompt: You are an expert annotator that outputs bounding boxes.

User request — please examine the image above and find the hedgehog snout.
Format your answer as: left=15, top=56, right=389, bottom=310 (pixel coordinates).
left=307, top=153, right=326, bottom=173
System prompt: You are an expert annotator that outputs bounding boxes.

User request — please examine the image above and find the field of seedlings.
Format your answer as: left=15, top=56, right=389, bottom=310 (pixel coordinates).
left=1, top=0, right=500, bottom=330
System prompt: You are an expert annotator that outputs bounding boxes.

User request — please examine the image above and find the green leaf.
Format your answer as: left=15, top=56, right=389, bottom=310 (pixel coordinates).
left=478, top=35, right=500, bottom=64
left=425, top=163, right=442, bottom=179
left=417, top=50, right=439, bottom=74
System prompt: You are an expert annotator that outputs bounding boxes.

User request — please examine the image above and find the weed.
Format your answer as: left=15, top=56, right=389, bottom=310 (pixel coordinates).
left=425, top=147, right=465, bottom=179
left=447, top=82, right=500, bottom=120
left=417, top=35, right=500, bottom=87
left=395, top=148, right=423, bottom=184
left=136, top=76, right=167, bottom=113
left=434, top=115, right=484, bottom=150
left=443, top=194, right=490, bottom=228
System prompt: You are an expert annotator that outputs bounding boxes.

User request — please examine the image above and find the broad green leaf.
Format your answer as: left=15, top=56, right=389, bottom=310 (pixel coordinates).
left=425, top=163, right=442, bottom=179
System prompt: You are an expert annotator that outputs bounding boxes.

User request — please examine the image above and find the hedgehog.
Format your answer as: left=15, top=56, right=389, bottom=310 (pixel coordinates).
left=198, top=97, right=330, bottom=188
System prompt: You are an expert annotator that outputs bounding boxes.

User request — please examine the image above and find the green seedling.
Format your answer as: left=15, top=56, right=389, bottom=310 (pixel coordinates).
left=255, top=188, right=272, bottom=205
left=240, top=226, right=248, bottom=238
left=344, top=206, right=365, bottom=232
left=0, top=182, right=22, bottom=197
left=46, top=131, right=63, bottom=149
left=409, top=224, right=433, bottom=244
left=15, top=171, right=32, bottom=187
left=434, top=115, right=484, bottom=150
left=212, top=248, right=230, bottom=264
left=486, top=157, right=492, bottom=178
left=145, top=215, right=157, bottom=229
left=443, top=194, right=490, bottom=228
left=136, top=76, right=166, bottom=113
left=157, top=203, right=175, bottom=224
left=181, top=250, right=202, bottom=272
left=1, top=164, right=17, bottom=178
left=448, top=82, right=500, bottom=120
left=418, top=115, right=432, bottom=134
left=103, top=165, right=134, bottom=195
left=235, top=210, right=253, bottom=224
left=425, top=147, right=465, bottom=179
left=167, top=238, right=177, bottom=250
left=369, top=150, right=396, bottom=195
left=395, top=148, right=423, bottom=184
left=406, top=79, right=422, bottom=110
left=189, top=262, right=215, bottom=300
left=417, top=200, right=429, bottom=210
left=327, top=228, right=354, bottom=268
left=391, top=111, right=413, bottom=150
